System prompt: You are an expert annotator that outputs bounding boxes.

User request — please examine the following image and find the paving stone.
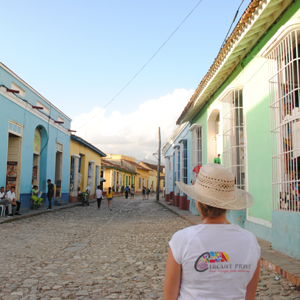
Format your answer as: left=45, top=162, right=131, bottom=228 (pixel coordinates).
left=0, top=196, right=299, bottom=299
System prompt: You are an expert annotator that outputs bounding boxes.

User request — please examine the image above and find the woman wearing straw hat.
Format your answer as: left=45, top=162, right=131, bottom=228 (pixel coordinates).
left=164, top=163, right=260, bottom=300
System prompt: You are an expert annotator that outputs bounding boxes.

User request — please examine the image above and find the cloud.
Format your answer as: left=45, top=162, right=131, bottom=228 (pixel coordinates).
left=71, top=88, right=194, bottom=160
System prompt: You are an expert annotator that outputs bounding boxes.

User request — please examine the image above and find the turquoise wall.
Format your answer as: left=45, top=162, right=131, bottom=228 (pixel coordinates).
left=0, top=65, right=71, bottom=211
left=0, top=66, right=70, bottom=129
left=272, top=211, right=300, bottom=259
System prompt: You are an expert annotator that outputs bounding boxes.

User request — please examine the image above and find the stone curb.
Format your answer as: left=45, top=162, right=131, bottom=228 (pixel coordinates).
left=158, top=199, right=300, bottom=287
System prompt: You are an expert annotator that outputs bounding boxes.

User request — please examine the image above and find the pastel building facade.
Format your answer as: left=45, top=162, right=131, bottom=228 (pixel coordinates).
left=69, top=135, right=106, bottom=202
left=175, top=0, right=300, bottom=258
left=162, top=123, right=195, bottom=212
left=101, top=158, right=137, bottom=193
left=0, top=62, right=71, bottom=211
left=138, top=162, right=165, bottom=192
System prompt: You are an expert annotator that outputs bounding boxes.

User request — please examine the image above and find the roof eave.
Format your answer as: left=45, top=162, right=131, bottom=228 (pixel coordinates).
left=176, top=0, right=294, bottom=125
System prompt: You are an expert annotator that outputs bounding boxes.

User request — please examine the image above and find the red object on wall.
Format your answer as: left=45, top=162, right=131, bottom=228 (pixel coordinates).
left=6, top=88, right=20, bottom=94
left=193, top=165, right=202, bottom=175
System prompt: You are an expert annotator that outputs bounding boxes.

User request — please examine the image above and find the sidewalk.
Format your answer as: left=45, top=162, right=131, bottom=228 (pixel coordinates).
left=158, top=198, right=300, bottom=287
left=0, top=193, right=128, bottom=224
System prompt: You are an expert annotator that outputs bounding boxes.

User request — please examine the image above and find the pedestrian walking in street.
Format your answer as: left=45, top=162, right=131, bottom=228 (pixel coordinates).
left=116, top=181, right=119, bottom=194
left=106, top=187, right=114, bottom=211
left=47, top=179, right=54, bottom=210
left=125, top=186, right=129, bottom=199
left=164, top=163, right=260, bottom=300
left=130, top=185, right=134, bottom=199
left=146, top=188, right=150, bottom=200
left=142, top=186, right=146, bottom=200
left=96, top=185, right=103, bottom=209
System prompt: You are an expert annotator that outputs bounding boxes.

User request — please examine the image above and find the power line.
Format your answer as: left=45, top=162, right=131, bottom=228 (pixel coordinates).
left=217, top=0, right=245, bottom=56
left=76, top=0, right=204, bottom=131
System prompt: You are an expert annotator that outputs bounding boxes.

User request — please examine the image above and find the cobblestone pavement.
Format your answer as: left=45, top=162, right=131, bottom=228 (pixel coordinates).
left=0, top=196, right=299, bottom=300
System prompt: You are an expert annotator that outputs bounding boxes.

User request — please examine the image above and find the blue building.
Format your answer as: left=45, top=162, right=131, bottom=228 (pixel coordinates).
left=0, top=62, right=71, bottom=211
left=162, top=122, right=198, bottom=214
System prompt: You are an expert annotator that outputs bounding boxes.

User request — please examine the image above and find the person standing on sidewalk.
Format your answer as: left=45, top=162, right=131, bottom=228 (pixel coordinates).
left=164, top=164, right=260, bottom=300
left=96, top=185, right=103, bottom=209
left=47, top=179, right=54, bottom=210
left=146, top=187, right=150, bottom=200
left=106, top=187, right=114, bottom=211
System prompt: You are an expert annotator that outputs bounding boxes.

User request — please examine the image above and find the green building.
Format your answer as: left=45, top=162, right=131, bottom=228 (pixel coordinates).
left=176, top=0, right=300, bottom=259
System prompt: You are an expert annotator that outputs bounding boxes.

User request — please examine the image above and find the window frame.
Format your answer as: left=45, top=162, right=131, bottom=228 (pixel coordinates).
left=262, top=24, right=300, bottom=212
left=189, top=124, right=203, bottom=183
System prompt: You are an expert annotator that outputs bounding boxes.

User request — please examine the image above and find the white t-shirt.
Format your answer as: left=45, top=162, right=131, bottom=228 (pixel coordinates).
left=6, top=191, right=16, bottom=201
left=0, top=192, right=6, bottom=199
left=96, top=189, right=102, bottom=199
left=169, top=224, right=260, bottom=300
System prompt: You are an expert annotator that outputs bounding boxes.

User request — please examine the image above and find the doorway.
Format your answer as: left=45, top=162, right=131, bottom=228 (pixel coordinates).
left=207, top=109, right=221, bottom=163
left=6, top=133, right=22, bottom=199
left=32, top=128, right=41, bottom=188
left=55, top=143, right=63, bottom=198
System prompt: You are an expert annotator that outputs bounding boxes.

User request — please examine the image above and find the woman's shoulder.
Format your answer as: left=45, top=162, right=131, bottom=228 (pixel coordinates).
left=171, top=225, right=205, bottom=242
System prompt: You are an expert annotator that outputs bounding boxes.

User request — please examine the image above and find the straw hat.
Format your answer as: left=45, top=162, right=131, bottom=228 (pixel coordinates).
left=176, top=163, right=254, bottom=210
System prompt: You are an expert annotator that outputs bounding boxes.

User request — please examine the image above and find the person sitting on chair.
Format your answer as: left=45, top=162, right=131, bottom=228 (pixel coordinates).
left=31, top=185, right=43, bottom=206
left=6, top=187, right=21, bottom=215
left=0, top=186, right=13, bottom=217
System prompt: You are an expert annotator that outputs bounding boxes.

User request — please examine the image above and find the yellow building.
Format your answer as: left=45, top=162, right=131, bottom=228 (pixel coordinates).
left=69, top=135, right=106, bottom=202
left=138, top=162, right=165, bottom=192
left=101, top=158, right=137, bottom=193
left=103, top=154, right=152, bottom=193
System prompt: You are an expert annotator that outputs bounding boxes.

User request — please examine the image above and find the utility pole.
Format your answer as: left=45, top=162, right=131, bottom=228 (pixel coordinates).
left=156, top=127, right=161, bottom=202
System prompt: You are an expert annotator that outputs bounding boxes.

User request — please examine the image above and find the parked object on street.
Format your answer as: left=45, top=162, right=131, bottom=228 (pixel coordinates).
left=164, top=164, right=260, bottom=300
left=78, top=188, right=90, bottom=206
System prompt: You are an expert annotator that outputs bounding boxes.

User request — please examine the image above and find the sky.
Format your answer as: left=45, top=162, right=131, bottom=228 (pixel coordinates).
left=1, top=0, right=250, bottom=160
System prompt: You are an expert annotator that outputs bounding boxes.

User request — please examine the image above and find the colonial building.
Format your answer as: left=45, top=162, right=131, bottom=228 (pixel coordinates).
left=138, top=161, right=165, bottom=192
left=69, top=135, right=106, bottom=202
left=173, top=0, right=300, bottom=259
left=101, top=158, right=137, bottom=193
left=0, top=62, right=71, bottom=211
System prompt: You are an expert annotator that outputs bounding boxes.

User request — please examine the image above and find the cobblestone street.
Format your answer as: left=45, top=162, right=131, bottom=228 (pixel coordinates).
left=0, top=195, right=299, bottom=300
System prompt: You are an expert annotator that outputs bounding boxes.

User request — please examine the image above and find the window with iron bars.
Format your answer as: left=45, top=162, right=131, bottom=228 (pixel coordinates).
left=191, top=126, right=203, bottom=183
left=181, top=140, right=188, bottom=185
left=267, top=29, right=300, bottom=212
left=222, top=89, right=245, bottom=190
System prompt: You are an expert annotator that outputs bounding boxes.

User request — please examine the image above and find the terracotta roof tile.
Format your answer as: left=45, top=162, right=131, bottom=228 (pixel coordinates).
left=177, top=0, right=263, bottom=124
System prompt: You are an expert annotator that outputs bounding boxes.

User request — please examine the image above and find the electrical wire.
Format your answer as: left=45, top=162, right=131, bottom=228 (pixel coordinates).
left=75, top=0, right=204, bottom=131
left=216, top=0, right=245, bottom=56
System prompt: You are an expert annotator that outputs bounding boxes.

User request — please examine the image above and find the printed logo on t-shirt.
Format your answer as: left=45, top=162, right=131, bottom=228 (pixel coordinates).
left=195, top=251, right=252, bottom=273
left=195, top=252, right=229, bottom=272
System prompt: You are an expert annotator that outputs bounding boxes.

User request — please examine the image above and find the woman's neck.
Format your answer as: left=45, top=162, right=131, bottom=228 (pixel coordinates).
left=202, top=216, right=230, bottom=224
